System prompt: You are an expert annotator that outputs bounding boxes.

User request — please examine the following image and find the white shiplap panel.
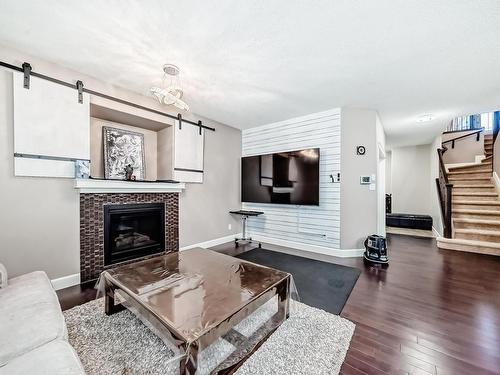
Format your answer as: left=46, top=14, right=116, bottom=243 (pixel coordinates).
left=242, top=108, right=341, bottom=250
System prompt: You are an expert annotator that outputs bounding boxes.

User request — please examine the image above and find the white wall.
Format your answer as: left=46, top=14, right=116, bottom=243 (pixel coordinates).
left=390, top=144, right=432, bottom=215
left=0, top=46, right=241, bottom=280
left=242, top=109, right=342, bottom=254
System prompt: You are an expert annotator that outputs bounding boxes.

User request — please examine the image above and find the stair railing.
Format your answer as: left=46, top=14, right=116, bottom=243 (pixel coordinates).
left=493, top=112, right=499, bottom=170
left=441, top=128, right=483, bottom=149
left=493, top=112, right=500, bottom=142
left=436, top=146, right=453, bottom=238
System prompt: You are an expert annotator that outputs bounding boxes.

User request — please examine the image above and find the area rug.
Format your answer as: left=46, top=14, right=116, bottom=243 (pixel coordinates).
left=236, top=248, right=361, bottom=314
left=64, top=298, right=355, bottom=375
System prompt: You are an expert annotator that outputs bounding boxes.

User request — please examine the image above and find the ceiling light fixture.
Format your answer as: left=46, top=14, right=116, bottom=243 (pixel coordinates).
left=150, top=64, right=189, bottom=111
left=417, top=114, right=435, bottom=123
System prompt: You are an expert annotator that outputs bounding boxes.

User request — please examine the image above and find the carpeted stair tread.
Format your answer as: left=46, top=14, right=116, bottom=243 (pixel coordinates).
left=448, top=162, right=492, bottom=172
left=453, top=208, right=500, bottom=216
left=452, top=200, right=500, bottom=206
left=452, top=184, right=495, bottom=188
left=448, top=169, right=492, bottom=175
left=453, top=218, right=500, bottom=225
left=455, top=228, right=500, bottom=237
left=452, top=192, right=498, bottom=197
left=448, top=177, right=492, bottom=182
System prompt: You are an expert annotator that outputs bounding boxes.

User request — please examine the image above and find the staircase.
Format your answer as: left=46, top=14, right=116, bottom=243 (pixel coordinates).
left=437, top=134, right=500, bottom=255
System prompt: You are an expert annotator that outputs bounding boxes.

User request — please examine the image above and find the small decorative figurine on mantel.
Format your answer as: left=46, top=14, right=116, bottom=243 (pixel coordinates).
left=125, top=164, right=134, bottom=181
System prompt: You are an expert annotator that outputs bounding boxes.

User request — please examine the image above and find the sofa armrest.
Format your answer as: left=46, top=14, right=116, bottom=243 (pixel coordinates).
left=0, top=263, right=7, bottom=289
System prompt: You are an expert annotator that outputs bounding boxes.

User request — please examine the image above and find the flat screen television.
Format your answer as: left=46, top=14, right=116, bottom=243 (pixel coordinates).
left=241, top=148, right=320, bottom=206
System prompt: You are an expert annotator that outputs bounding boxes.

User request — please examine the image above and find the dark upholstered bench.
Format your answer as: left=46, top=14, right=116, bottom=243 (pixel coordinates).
left=386, top=213, right=433, bottom=230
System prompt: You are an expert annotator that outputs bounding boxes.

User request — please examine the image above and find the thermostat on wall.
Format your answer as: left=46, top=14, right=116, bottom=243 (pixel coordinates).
left=360, top=176, right=371, bottom=184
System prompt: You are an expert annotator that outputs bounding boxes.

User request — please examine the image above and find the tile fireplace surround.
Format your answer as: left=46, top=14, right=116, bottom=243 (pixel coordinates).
left=79, top=193, right=179, bottom=282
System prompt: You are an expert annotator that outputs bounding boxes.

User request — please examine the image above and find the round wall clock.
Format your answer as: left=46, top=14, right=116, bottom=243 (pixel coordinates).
left=356, top=146, right=366, bottom=155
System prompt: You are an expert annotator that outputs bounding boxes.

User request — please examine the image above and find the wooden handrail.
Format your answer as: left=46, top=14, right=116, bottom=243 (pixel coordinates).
left=436, top=147, right=453, bottom=238
left=493, top=113, right=499, bottom=143
left=442, top=128, right=483, bottom=149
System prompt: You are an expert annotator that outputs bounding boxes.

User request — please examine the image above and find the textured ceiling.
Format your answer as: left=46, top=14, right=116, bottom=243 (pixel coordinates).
left=0, top=0, right=499, bottom=146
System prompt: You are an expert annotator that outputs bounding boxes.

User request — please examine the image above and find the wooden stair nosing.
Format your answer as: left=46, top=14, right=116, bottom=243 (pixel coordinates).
left=437, top=237, right=500, bottom=256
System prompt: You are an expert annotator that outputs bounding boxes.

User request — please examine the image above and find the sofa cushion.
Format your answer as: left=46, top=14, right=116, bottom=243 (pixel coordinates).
left=0, top=271, right=67, bottom=366
left=0, top=340, right=85, bottom=375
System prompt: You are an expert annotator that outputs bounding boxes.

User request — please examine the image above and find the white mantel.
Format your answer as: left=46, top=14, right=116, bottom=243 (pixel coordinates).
left=74, top=179, right=185, bottom=194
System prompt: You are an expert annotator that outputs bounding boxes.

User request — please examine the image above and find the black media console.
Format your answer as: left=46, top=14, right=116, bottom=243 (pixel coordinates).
left=386, top=213, right=433, bottom=230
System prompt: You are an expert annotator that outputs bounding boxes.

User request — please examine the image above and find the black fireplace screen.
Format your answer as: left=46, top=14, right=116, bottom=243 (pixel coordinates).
left=104, top=203, right=165, bottom=266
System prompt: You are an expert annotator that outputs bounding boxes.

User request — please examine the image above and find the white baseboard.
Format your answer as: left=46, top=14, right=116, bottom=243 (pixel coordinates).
left=493, top=172, right=500, bottom=193
left=250, top=234, right=364, bottom=258
left=432, top=226, right=442, bottom=238
left=180, top=233, right=242, bottom=251
left=51, top=273, right=80, bottom=291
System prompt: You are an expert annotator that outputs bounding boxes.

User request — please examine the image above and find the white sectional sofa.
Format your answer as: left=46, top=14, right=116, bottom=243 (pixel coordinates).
left=0, top=269, right=85, bottom=374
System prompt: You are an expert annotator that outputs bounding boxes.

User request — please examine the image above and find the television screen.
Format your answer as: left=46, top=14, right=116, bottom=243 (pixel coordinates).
left=241, top=148, right=320, bottom=205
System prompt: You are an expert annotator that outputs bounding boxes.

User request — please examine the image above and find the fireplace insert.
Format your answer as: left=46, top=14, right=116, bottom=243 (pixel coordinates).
left=104, top=203, right=165, bottom=266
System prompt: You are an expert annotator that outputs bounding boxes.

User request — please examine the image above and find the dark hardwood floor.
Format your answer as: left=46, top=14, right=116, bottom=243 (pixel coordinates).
left=57, top=234, right=500, bottom=375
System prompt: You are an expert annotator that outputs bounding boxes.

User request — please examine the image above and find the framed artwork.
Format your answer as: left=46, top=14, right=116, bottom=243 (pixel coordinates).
left=103, top=126, right=145, bottom=180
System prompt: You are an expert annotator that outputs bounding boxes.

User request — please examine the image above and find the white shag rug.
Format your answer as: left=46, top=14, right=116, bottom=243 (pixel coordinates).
left=64, top=298, right=354, bottom=375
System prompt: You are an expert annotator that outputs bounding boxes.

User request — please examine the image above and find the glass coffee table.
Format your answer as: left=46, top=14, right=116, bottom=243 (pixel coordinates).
left=100, top=248, right=291, bottom=374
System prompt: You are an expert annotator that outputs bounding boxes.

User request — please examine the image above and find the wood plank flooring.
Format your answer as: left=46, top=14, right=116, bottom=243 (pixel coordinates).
left=57, top=234, right=500, bottom=374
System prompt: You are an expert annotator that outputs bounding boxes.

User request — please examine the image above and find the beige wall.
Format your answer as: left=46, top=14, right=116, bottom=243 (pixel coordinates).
left=157, top=127, right=174, bottom=180
left=390, top=144, right=431, bottom=215
left=340, top=108, right=380, bottom=249
left=385, top=151, right=392, bottom=193
left=179, top=121, right=242, bottom=248
left=90, top=118, right=159, bottom=180
left=0, top=46, right=241, bottom=279
left=0, top=70, right=80, bottom=280
left=442, top=130, right=484, bottom=164
left=376, top=114, right=386, bottom=236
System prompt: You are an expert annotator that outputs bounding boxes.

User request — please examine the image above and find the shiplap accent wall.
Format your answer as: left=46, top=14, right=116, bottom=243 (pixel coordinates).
left=242, top=108, right=341, bottom=251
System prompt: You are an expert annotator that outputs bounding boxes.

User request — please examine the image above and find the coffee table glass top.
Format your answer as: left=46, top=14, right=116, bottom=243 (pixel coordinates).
left=103, top=248, right=289, bottom=342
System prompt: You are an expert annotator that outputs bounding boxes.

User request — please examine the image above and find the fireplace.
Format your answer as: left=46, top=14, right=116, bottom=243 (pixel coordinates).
left=104, top=203, right=165, bottom=266
left=80, top=193, right=178, bottom=282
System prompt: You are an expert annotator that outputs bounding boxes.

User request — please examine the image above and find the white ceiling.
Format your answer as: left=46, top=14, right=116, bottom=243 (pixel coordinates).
left=1, top=0, right=499, bottom=147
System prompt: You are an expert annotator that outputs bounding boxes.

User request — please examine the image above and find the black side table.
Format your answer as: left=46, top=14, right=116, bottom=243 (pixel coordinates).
left=229, top=210, right=264, bottom=248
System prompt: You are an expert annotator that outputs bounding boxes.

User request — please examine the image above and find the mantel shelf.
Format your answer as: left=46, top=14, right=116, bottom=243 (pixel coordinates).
left=74, top=179, right=185, bottom=194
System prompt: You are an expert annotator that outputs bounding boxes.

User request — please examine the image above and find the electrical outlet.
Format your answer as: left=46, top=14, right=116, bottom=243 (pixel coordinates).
left=228, top=223, right=232, bottom=231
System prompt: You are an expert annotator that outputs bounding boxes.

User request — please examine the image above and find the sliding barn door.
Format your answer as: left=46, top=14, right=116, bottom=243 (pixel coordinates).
left=13, top=72, right=90, bottom=178
left=173, top=120, right=204, bottom=183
